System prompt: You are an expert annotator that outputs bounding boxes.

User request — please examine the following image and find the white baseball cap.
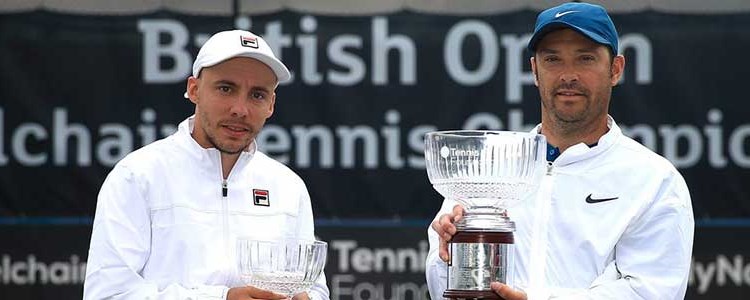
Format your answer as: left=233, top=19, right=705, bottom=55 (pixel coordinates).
left=185, top=30, right=291, bottom=98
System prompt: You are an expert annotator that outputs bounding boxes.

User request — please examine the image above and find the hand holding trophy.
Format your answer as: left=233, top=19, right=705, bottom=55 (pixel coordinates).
left=425, top=130, right=546, bottom=299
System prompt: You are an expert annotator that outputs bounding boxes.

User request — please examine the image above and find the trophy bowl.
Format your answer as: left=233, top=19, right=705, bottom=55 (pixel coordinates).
left=424, top=130, right=546, bottom=298
left=237, top=238, right=327, bottom=297
left=425, top=130, right=546, bottom=229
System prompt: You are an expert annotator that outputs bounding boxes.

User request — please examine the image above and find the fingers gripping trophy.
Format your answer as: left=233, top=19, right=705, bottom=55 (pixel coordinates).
left=425, top=131, right=546, bottom=299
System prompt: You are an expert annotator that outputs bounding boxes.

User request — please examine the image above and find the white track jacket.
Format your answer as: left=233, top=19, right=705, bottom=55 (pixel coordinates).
left=426, top=117, right=694, bottom=300
left=84, top=117, right=330, bottom=300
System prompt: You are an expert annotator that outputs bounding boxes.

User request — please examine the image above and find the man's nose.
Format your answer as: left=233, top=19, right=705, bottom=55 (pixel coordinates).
left=228, top=97, right=249, bottom=117
left=560, top=69, right=579, bottom=82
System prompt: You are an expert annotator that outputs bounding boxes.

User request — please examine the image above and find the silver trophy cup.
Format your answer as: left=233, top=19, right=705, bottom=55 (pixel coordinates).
left=425, top=130, right=546, bottom=299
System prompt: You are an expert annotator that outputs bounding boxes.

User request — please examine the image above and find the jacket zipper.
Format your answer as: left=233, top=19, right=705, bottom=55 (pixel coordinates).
left=529, top=161, right=555, bottom=291
left=221, top=178, right=229, bottom=262
left=218, top=152, right=248, bottom=283
left=217, top=154, right=230, bottom=283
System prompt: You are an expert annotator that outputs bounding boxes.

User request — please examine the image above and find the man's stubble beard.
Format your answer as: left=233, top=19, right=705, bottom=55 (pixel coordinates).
left=200, top=111, right=257, bottom=155
left=206, top=131, right=248, bottom=155
left=544, top=86, right=610, bottom=135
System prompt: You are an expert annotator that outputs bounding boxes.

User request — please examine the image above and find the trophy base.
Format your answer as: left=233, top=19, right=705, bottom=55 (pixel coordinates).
left=444, top=289, right=502, bottom=299
left=446, top=230, right=514, bottom=297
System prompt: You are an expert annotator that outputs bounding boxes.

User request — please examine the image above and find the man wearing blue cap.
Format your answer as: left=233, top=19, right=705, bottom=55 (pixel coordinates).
left=427, top=2, right=694, bottom=300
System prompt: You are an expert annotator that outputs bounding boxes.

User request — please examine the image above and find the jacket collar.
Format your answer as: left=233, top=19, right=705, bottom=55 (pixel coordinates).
left=531, top=115, right=621, bottom=166
left=174, top=116, right=257, bottom=173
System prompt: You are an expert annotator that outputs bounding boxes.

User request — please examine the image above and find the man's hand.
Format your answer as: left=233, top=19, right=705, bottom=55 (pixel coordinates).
left=291, top=292, right=309, bottom=300
left=490, top=282, right=527, bottom=300
left=430, top=204, right=464, bottom=262
left=226, top=286, right=288, bottom=300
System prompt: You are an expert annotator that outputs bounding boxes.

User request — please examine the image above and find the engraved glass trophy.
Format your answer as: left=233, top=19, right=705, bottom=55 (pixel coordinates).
left=425, top=131, right=546, bottom=299
left=237, top=238, right=327, bottom=297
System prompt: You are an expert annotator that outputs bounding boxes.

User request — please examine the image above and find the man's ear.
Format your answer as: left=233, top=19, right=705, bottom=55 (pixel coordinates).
left=186, top=76, right=199, bottom=104
left=610, top=55, right=625, bottom=86
left=530, top=56, right=539, bottom=87
left=267, top=93, right=276, bottom=117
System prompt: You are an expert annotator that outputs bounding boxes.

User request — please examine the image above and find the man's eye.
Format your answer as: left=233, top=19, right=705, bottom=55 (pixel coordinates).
left=581, top=55, right=596, bottom=62
left=219, top=86, right=232, bottom=93
left=544, top=56, right=560, bottom=62
left=252, top=91, right=266, bottom=100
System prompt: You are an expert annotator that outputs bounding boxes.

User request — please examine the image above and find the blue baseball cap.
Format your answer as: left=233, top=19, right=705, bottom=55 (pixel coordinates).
left=527, top=2, right=619, bottom=55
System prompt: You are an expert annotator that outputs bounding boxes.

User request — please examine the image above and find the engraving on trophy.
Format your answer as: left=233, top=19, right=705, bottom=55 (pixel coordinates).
left=471, top=268, right=483, bottom=286
left=425, top=131, right=546, bottom=299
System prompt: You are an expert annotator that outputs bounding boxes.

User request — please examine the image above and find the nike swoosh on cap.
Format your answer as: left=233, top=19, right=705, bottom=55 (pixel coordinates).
left=585, top=194, right=619, bottom=204
left=555, top=11, right=579, bottom=18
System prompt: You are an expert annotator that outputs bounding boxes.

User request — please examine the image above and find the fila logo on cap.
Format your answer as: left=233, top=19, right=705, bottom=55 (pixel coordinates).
left=253, top=189, right=269, bottom=206
left=240, top=36, right=259, bottom=49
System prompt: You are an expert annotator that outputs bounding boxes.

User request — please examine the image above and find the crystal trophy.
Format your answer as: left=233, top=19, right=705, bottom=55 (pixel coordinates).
left=237, top=238, right=327, bottom=297
left=425, top=130, right=546, bottom=299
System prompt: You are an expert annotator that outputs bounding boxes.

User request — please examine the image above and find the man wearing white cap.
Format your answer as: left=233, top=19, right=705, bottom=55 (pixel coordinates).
left=84, top=30, right=330, bottom=300
left=427, top=2, right=693, bottom=300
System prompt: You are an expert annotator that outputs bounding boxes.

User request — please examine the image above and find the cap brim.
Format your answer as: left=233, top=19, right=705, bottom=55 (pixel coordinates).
left=527, top=21, right=611, bottom=53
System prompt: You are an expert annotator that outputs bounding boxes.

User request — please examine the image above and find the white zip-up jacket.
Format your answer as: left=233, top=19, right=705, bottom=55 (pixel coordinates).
left=426, top=117, right=694, bottom=300
left=84, top=116, right=330, bottom=300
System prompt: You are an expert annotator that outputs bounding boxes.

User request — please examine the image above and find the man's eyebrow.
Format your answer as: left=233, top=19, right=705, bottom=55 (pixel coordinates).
left=537, top=48, right=558, bottom=55
left=250, top=86, right=272, bottom=94
left=211, top=79, right=273, bottom=93
left=213, top=79, right=238, bottom=87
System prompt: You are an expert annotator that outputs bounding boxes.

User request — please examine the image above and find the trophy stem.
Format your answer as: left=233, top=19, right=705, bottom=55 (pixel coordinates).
left=456, top=208, right=515, bottom=232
